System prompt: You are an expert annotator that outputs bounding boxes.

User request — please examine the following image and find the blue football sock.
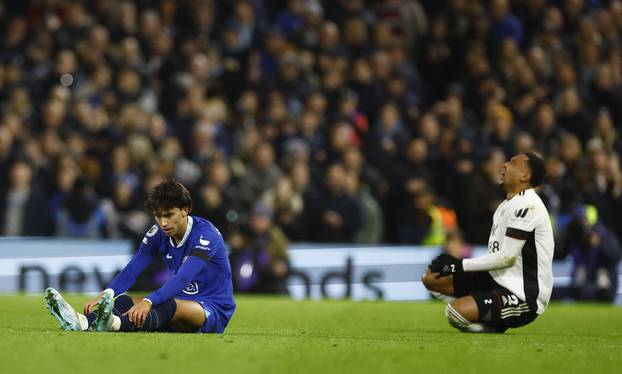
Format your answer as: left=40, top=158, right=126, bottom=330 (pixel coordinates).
left=119, top=298, right=177, bottom=332
left=112, top=295, right=134, bottom=316
left=86, top=311, right=97, bottom=327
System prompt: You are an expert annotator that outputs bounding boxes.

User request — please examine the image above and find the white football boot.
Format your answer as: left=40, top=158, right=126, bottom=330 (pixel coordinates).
left=90, top=289, right=115, bottom=332
left=44, top=287, right=85, bottom=331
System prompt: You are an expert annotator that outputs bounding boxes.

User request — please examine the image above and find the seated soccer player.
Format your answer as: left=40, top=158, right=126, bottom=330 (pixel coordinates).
left=422, top=152, right=554, bottom=333
left=44, top=178, right=236, bottom=333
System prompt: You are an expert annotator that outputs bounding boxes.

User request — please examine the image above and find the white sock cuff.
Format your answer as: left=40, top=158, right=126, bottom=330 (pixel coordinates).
left=111, top=315, right=121, bottom=332
left=77, top=313, right=89, bottom=331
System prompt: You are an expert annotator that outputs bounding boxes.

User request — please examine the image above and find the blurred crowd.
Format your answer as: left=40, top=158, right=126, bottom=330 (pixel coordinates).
left=1, top=1, right=622, bottom=297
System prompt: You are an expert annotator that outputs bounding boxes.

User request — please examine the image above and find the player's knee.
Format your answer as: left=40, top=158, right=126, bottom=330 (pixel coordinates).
left=113, top=294, right=134, bottom=315
left=445, top=303, right=470, bottom=331
left=421, top=270, right=436, bottom=290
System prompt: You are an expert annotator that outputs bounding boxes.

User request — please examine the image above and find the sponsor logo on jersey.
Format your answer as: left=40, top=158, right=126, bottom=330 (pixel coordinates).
left=165, top=253, right=173, bottom=259
left=514, top=208, right=530, bottom=218
left=194, top=245, right=211, bottom=251
left=182, top=281, right=199, bottom=295
left=199, top=235, right=210, bottom=246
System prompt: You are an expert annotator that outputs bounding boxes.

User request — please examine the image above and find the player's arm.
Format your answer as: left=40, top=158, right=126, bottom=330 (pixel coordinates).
left=463, top=230, right=527, bottom=271
left=144, top=248, right=210, bottom=306
left=432, top=202, right=537, bottom=277
left=430, top=232, right=526, bottom=277
left=107, top=240, right=157, bottom=294
left=83, top=237, right=157, bottom=313
left=124, top=254, right=207, bottom=327
left=125, top=250, right=209, bottom=327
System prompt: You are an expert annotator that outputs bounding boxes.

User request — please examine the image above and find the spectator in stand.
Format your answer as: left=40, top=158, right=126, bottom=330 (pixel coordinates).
left=490, top=0, right=524, bottom=45
left=229, top=203, right=289, bottom=294
left=560, top=205, right=622, bottom=302
left=1, top=0, right=622, bottom=265
left=464, top=149, right=507, bottom=244
left=343, top=170, right=383, bottom=244
left=311, top=163, right=361, bottom=243
left=0, top=160, right=52, bottom=236
left=238, top=141, right=283, bottom=212
left=54, top=178, right=106, bottom=238
left=441, top=229, right=472, bottom=260
left=261, top=176, right=307, bottom=242
left=101, top=179, right=150, bottom=240
left=193, top=160, right=239, bottom=238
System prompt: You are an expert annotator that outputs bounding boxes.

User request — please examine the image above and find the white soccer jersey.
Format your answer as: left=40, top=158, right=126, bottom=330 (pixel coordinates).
left=487, top=188, right=555, bottom=314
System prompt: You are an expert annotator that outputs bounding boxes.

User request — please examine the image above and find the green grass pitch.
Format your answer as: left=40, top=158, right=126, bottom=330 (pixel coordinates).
left=0, top=295, right=620, bottom=374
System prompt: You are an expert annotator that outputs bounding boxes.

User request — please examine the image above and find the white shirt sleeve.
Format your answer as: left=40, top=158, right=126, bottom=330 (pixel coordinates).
left=463, top=195, right=538, bottom=272
left=463, top=236, right=525, bottom=271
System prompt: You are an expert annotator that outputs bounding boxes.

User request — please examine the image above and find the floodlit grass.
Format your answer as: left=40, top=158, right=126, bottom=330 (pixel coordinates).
left=0, top=294, right=620, bottom=374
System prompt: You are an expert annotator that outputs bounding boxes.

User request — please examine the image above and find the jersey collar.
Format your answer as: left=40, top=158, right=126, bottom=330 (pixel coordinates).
left=507, top=187, right=533, bottom=201
left=170, top=216, right=193, bottom=248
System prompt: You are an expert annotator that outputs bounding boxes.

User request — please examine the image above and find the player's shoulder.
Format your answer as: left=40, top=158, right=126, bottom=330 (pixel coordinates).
left=190, top=216, right=221, bottom=237
left=507, top=189, right=547, bottom=218
left=141, top=224, right=161, bottom=245
left=188, top=216, right=223, bottom=252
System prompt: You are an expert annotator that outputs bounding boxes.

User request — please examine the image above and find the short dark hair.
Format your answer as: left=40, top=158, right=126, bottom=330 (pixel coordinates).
left=145, top=178, right=192, bottom=214
left=524, top=152, right=546, bottom=187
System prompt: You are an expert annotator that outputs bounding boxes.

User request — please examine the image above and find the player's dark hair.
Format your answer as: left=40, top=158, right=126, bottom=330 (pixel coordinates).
left=145, top=178, right=192, bottom=214
left=524, top=152, right=545, bottom=187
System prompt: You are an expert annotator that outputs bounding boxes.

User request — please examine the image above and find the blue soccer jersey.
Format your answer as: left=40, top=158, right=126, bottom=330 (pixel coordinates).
left=107, top=216, right=236, bottom=329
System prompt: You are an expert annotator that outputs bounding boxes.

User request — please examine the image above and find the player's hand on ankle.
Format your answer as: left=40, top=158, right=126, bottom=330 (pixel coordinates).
left=83, top=290, right=108, bottom=314
left=125, top=298, right=153, bottom=328
left=429, top=253, right=463, bottom=278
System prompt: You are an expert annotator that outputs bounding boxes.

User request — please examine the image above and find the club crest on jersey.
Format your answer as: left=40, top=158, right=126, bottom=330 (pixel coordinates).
left=146, top=225, right=158, bottom=237
left=182, top=281, right=199, bottom=295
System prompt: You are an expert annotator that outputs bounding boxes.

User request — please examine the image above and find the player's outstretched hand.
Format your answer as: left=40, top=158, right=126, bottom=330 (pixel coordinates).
left=429, top=253, right=464, bottom=279
left=125, top=299, right=152, bottom=328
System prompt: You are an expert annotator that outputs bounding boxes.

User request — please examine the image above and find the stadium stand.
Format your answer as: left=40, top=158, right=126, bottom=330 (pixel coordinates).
left=0, top=0, right=621, bottom=299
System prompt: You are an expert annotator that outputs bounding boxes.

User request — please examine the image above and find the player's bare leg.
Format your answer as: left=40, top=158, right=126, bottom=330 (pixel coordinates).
left=422, top=268, right=456, bottom=302
left=169, top=299, right=207, bottom=331
left=446, top=296, right=496, bottom=333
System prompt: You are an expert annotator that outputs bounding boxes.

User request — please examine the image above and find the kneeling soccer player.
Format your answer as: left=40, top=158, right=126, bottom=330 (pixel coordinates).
left=422, top=152, right=554, bottom=333
left=45, top=178, right=236, bottom=333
